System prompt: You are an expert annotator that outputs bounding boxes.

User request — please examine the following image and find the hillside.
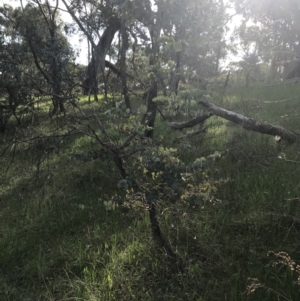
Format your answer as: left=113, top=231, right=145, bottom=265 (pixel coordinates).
left=1, top=82, right=300, bottom=301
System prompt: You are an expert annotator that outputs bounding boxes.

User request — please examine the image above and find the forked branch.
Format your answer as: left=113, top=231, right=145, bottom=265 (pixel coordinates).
left=168, top=99, right=299, bottom=143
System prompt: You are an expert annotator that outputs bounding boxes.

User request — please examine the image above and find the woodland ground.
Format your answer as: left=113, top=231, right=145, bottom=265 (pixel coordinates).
left=1, top=82, right=300, bottom=301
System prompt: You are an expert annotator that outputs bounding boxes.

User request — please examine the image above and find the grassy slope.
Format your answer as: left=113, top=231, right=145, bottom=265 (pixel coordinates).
left=1, top=83, right=300, bottom=300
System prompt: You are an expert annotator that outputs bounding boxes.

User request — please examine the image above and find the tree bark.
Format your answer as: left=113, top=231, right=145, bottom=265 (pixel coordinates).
left=169, top=99, right=299, bottom=143
left=168, top=112, right=213, bottom=130
left=198, top=100, right=299, bottom=143
left=120, top=16, right=131, bottom=112
left=82, top=19, right=121, bottom=95
left=26, top=0, right=65, bottom=116
left=98, top=134, right=179, bottom=264
left=170, top=50, right=181, bottom=95
left=148, top=202, right=178, bottom=261
left=143, top=0, right=163, bottom=138
left=143, top=83, right=158, bottom=138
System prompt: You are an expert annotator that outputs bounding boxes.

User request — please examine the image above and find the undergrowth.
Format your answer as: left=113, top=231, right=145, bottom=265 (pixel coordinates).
left=1, top=83, right=300, bottom=300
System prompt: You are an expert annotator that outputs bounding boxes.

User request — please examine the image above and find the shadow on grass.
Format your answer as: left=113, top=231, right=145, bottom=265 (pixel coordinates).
left=2, top=87, right=300, bottom=300
left=0, top=119, right=138, bottom=300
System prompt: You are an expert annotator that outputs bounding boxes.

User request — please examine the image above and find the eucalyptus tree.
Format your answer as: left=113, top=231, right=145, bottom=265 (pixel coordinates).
left=163, top=0, right=227, bottom=89
left=0, top=5, right=36, bottom=131
left=62, top=0, right=228, bottom=136
left=137, top=0, right=227, bottom=136
left=232, top=0, right=300, bottom=80
left=21, top=0, right=76, bottom=115
left=61, top=0, right=122, bottom=99
left=0, top=1, right=76, bottom=117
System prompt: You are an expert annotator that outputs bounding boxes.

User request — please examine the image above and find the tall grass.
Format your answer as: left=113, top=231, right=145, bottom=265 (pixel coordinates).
left=1, top=83, right=300, bottom=300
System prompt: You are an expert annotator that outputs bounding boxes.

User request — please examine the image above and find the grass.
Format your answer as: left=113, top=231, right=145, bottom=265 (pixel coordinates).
left=1, top=83, right=300, bottom=300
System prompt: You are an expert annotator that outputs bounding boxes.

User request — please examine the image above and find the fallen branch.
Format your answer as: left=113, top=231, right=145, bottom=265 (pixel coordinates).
left=173, top=126, right=208, bottom=143
left=198, top=100, right=299, bottom=143
left=168, top=112, right=213, bottom=130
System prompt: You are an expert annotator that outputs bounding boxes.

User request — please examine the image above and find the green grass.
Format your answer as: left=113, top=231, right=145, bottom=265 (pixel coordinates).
left=1, top=83, right=300, bottom=300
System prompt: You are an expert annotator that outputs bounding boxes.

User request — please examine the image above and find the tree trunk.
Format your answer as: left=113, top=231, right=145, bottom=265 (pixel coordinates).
left=143, top=83, right=158, bottom=138
left=171, top=50, right=181, bottom=95
left=83, top=19, right=121, bottom=95
left=112, top=144, right=179, bottom=265
left=158, top=73, right=167, bottom=97
left=120, top=15, right=131, bottom=112
left=215, top=43, right=221, bottom=75
left=245, top=70, right=250, bottom=87
left=267, top=54, right=277, bottom=82
left=6, top=88, right=20, bottom=125
left=142, top=0, right=162, bottom=138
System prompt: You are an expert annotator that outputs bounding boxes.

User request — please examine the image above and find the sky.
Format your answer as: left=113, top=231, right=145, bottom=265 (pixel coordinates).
left=1, top=0, right=243, bottom=66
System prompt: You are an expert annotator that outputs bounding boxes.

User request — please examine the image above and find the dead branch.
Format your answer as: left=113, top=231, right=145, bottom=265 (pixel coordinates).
left=198, top=100, right=299, bottom=143
left=168, top=112, right=213, bottom=130
left=173, top=126, right=208, bottom=143
left=157, top=107, right=166, bottom=121
left=119, top=131, right=138, bottom=150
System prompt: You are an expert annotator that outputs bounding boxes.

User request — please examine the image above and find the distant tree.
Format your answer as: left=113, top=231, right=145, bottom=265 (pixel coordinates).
left=0, top=6, right=34, bottom=131
left=61, top=0, right=227, bottom=138
left=0, top=0, right=77, bottom=119
left=62, top=0, right=121, bottom=101
left=233, top=0, right=300, bottom=80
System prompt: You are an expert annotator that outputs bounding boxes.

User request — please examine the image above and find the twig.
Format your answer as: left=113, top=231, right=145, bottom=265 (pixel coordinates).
left=119, top=131, right=138, bottom=150
left=173, top=126, right=208, bottom=143
left=168, top=112, right=213, bottom=130
left=5, top=142, right=17, bottom=172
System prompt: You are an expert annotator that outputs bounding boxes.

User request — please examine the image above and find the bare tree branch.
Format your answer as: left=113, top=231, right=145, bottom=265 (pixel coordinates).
left=173, top=126, right=208, bottom=143
left=198, top=100, right=300, bottom=143
left=168, top=112, right=213, bottom=130
left=119, top=131, right=138, bottom=150
left=61, top=0, right=97, bottom=50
